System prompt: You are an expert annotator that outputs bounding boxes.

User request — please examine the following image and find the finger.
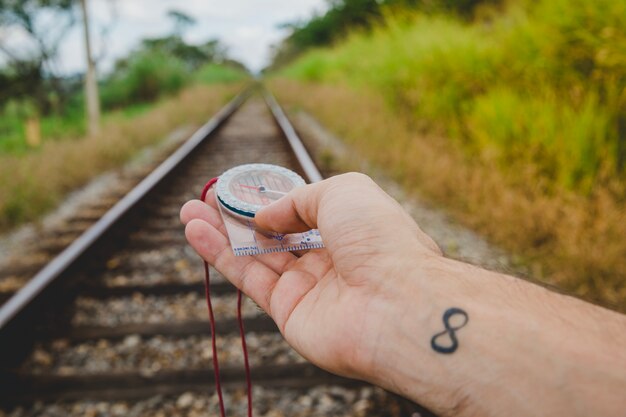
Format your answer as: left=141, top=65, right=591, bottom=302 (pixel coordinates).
left=266, top=248, right=333, bottom=329
left=255, top=182, right=325, bottom=233
left=181, top=199, right=300, bottom=274
left=185, top=218, right=279, bottom=313
left=179, top=187, right=219, bottom=226
left=180, top=199, right=222, bottom=228
left=203, top=188, right=219, bottom=207
left=269, top=268, right=318, bottom=331
left=253, top=251, right=298, bottom=275
left=288, top=249, right=332, bottom=283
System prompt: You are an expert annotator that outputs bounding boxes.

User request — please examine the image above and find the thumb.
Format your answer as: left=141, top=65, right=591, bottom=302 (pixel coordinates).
left=255, top=180, right=327, bottom=233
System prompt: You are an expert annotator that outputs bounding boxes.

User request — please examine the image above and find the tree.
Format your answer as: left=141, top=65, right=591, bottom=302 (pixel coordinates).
left=79, top=0, right=99, bottom=135
left=271, top=0, right=413, bottom=69
left=139, top=36, right=227, bottom=70
left=0, top=0, right=78, bottom=113
left=270, top=0, right=499, bottom=69
left=167, top=9, right=195, bottom=36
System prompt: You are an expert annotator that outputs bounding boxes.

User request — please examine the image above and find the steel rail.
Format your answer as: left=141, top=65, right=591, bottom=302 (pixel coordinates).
left=0, top=88, right=434, bottom=417
left=263, top=90, right=323, bottom=183
left=0, top=87, right=252, bottom=330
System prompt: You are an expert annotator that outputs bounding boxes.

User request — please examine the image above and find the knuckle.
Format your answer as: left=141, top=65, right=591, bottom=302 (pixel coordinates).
left=326, top=172, right=375, bottom=191
left=342, top=172, right=372, bottom=184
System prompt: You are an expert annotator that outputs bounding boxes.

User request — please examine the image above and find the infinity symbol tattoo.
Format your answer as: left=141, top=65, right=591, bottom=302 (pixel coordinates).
left=431, top=307, right=469, bottom=354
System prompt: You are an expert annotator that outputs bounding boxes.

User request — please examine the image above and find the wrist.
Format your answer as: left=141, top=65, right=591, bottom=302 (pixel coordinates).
left=366, top=255, right=475, bottom=415
left=366, top=254, right=626, bottom=417
left=367, top=254, right=563, bottom=416
left=369, top=255, right=566, bottom=416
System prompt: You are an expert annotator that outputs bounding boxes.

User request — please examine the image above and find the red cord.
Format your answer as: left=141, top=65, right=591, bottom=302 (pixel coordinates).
left=200, top=177, right=253, bottom=417
left=238, top=290, right=253, bottom=417
left=203, top=259, right=226, bottom=417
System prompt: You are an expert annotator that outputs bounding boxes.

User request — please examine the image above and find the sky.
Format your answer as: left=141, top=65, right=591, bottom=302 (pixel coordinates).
left=2, top=0, right=328, bottom=75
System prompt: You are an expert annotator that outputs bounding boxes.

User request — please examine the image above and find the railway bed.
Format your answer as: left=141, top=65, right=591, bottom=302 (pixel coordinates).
left=0, top=89, right=434, bottom=416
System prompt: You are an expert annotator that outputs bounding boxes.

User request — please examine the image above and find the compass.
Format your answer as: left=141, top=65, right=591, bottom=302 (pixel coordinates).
left=215, top=163, right=305, bottom=219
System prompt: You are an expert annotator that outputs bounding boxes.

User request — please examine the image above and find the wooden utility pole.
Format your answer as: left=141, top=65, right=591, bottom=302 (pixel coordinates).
left=80, top=0, right=100, bottom=136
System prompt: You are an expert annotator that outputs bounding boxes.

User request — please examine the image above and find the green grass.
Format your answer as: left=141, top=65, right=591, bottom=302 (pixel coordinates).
left=100, top=50, right=188, bottom=110
left=0, top=63, right=248, bottom=156
left=0, top=115, right=29, bottom=154
left=0, top=102, right=154, bottom=155
left=0, top=111, right=85, bottom=155
left=281, top=0, right=626, bottom=193
left=0, top=83, right=243, bottom=231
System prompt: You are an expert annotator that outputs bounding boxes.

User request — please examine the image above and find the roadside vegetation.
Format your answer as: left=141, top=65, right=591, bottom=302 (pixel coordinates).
left=0, top=84, right=242, bottom=231
left=271, top=0, right=626, bottom=309
left=0, top=60, right=247, bottom=155
left=1, top=35, right=247, bottom=155
left=0, top=5, right=249, bottom=231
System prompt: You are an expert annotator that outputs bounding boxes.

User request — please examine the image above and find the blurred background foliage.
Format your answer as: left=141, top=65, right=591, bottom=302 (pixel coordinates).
left=0, top=2, right=248, bottom=229
left=273, top=0, right=626, bottom=194
left=269, top=0, right=500, bottom=68
left=1, top=0, right=625, bottom=306
left=0, top=4, right=248, bottom=155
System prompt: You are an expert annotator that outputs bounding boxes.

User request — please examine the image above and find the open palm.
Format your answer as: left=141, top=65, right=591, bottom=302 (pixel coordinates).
left=181, top=173, right=441, bottom=380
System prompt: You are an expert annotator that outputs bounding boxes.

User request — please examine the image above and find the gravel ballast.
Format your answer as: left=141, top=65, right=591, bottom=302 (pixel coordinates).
left=101, top=246, right=226, bottom=287
left=72, top=293, right=261, bottom=327
left=2, top=386, right=411, bottom=417
left=24, top=333, right=303, bottom=375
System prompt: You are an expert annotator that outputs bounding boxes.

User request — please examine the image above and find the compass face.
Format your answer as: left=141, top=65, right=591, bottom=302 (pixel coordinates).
left=216, top=164, right=305, bottom=218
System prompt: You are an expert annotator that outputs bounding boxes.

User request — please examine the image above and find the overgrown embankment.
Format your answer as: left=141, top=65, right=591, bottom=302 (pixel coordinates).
left=1, top=61, right=248, bottom=155
left=0, top=83, right=243, bottom=231
left=272, top=0, right=626, bottom=309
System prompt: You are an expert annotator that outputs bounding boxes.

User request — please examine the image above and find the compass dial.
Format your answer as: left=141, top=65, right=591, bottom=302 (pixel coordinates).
left=216, top=164, right=305, bottom=218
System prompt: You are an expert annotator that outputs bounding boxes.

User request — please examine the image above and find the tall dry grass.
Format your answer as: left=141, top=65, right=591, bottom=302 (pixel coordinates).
left=281, top=2, right=626, bottom=193
left=0, top=84, right=243, bottom=231
left=272, top=79, right=626, bottom=311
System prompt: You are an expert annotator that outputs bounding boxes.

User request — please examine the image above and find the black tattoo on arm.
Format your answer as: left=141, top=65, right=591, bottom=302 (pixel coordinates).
left=431, top=307, right=469, bottom=354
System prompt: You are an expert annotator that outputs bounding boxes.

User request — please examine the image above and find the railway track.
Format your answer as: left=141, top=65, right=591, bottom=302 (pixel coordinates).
left=0, top=88, right=434, bottom=416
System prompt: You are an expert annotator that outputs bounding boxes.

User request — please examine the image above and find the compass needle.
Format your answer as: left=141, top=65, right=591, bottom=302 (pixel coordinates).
left=260, top=188, right=287, bottom=196
left=237, top=184, right=261, bottom=191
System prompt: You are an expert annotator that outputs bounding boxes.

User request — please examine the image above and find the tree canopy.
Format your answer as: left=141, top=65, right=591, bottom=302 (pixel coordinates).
left=0, top=0, right=78, bottom=112
left=270, top=0, right=500, bottom=69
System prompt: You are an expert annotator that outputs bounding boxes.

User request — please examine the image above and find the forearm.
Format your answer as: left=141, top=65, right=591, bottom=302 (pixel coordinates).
left=370, top=257, right=626, bottom=417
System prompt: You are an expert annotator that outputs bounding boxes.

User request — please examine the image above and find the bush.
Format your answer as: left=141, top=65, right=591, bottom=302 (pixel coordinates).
left=0, top=98, right=85, bottom=154
left=467, top=89, right=613, bottom=189
left=0, top=84, right=241, bottom=231
left=194, top=63, right=248, bottom=84
left=101, top=50, right=189, bottom=110
left=281, top=0, right=626, bottom=190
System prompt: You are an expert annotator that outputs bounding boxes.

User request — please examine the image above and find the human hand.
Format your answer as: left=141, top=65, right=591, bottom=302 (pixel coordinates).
left=182, top=171, right=626, bottom=417
left=180, top=172, right=442, bottom=381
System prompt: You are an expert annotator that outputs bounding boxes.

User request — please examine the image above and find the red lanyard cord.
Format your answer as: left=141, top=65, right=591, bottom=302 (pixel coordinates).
left=200, top=178, right=253, bottom=417
left=238, top=289, right=253, bottom=417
